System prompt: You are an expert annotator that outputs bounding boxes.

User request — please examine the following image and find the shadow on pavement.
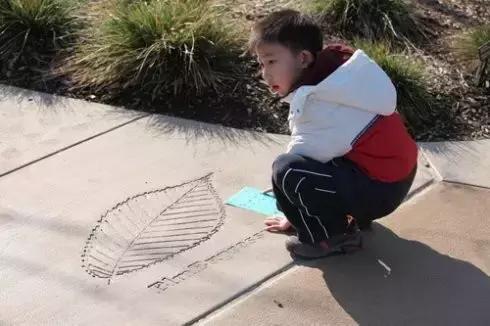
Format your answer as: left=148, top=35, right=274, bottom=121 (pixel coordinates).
left=0, top=83, right=143, bottom=121
left=421, top=140, right=483, bottom=166
left=300, top=223, right=490, bottom=325
left=0, top=83, right=66, bottom=108
left=0, top=83, right=281, bottom=146
left=145, top=114, right=283, bottom=147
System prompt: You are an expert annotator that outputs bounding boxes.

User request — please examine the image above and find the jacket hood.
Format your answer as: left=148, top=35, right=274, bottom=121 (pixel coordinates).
left=284, top=47, right=397, bottom=116
left=294, top=44, right=354, bottom=88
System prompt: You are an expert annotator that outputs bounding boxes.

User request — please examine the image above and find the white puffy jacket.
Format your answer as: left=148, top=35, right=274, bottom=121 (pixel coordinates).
left=283, top=50, right=397, bottom=163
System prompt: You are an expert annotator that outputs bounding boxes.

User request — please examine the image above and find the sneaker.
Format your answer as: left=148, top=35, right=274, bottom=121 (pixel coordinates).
left=285, top=231, right=362, bottom=260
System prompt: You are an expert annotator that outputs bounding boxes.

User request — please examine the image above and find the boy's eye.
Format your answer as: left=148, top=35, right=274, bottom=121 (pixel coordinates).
left=257, top=60, right=275, bottom=67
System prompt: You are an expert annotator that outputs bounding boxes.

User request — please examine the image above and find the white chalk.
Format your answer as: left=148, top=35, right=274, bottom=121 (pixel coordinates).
left=377, top=258, right=392, bottom=277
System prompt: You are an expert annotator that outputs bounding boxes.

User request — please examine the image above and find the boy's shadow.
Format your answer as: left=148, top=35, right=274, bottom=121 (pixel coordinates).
left=299, top=224, right=490, bottom=325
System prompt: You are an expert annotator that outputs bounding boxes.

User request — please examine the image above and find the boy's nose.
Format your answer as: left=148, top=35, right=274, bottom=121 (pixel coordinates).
left=261, top=67, right=270, bottom=79
left=261, top=69, right=267, bottom=80
left=262, top=71, right=272, bottom=85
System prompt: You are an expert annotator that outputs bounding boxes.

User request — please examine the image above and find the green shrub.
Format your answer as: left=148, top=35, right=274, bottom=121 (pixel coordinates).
left=0, top=0, right=79, bottom=74
left=452, top=24, right=490, bottom=70
left=354, top=40, right=435, bottom=131
left=62, top=0, right=245, bottom=99
left=311, top=0, right=426, bottom=46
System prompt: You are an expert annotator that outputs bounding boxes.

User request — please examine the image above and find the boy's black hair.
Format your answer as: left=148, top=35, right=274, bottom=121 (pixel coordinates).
left=248, top=9, right=323, bottom=55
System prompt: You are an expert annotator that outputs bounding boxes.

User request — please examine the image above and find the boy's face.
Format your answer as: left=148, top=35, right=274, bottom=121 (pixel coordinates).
left=256, top=42, right=313, bottom=97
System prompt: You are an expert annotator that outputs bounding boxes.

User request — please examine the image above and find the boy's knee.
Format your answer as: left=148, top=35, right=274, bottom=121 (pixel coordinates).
left=272, top=153, right=304, bottom=184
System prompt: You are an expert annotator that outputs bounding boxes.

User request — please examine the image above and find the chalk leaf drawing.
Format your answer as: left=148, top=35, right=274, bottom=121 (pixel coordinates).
left=82, top=174, right=224, bottom=281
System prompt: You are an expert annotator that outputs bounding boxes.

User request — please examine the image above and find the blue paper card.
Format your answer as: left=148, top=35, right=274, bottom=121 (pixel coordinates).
left=226, top=187, right=284, bottom=217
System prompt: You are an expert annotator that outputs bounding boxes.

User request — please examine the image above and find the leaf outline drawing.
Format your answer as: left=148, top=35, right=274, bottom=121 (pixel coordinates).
left=81, top=173, right=225, bottom=282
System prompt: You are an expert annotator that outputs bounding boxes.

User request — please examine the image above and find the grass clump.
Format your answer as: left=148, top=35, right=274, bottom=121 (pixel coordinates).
left=354, top=40, right=436, bottom=131
left=0, top=0, right=80, bottom=78
left=452, top=24, right=490, bottom=70
left=311, top=0, right=426, bottom=46
left=62, top=0, right=245, bottom=100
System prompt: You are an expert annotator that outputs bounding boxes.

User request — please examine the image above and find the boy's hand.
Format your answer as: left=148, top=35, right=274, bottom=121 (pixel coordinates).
left=264, top=216, right=293, bottom=233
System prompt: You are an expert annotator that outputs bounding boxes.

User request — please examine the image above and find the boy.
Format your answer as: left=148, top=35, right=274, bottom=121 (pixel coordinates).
left=249, top=10, right=418, bottom=259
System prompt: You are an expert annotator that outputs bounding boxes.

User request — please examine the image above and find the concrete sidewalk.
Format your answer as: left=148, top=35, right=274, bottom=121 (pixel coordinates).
left=200, top=183, right=490, bottom=325
left=0, top=85, right=144, bottom=177
left=1, top=85, right=489, bottom=325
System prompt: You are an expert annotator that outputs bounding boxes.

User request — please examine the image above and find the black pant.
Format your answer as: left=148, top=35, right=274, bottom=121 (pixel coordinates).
left=272, top=153, right=416, bottom=244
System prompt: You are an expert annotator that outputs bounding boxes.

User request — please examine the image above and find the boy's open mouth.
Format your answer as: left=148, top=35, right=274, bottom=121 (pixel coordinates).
left=271, top=85, right=280, bottom=92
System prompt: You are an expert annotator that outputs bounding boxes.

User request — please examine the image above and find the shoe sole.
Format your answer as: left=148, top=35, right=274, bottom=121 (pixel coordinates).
left=291, top=236, right=363, bottom=260
left=341, top=236, right=363, bottom=254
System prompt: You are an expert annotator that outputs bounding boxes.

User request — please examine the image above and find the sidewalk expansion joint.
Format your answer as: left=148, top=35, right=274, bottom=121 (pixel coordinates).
left=0, top=114, right=150, bottom=179
left=185, top=261, right=296, bottom=325
left=442, top=180, right=490, bottom=190
left=404, top=179, right=438, bottom=204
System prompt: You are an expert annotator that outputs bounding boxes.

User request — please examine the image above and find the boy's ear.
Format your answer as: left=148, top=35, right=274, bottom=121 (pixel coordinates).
left=299, top=50, right=315, bottom=68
